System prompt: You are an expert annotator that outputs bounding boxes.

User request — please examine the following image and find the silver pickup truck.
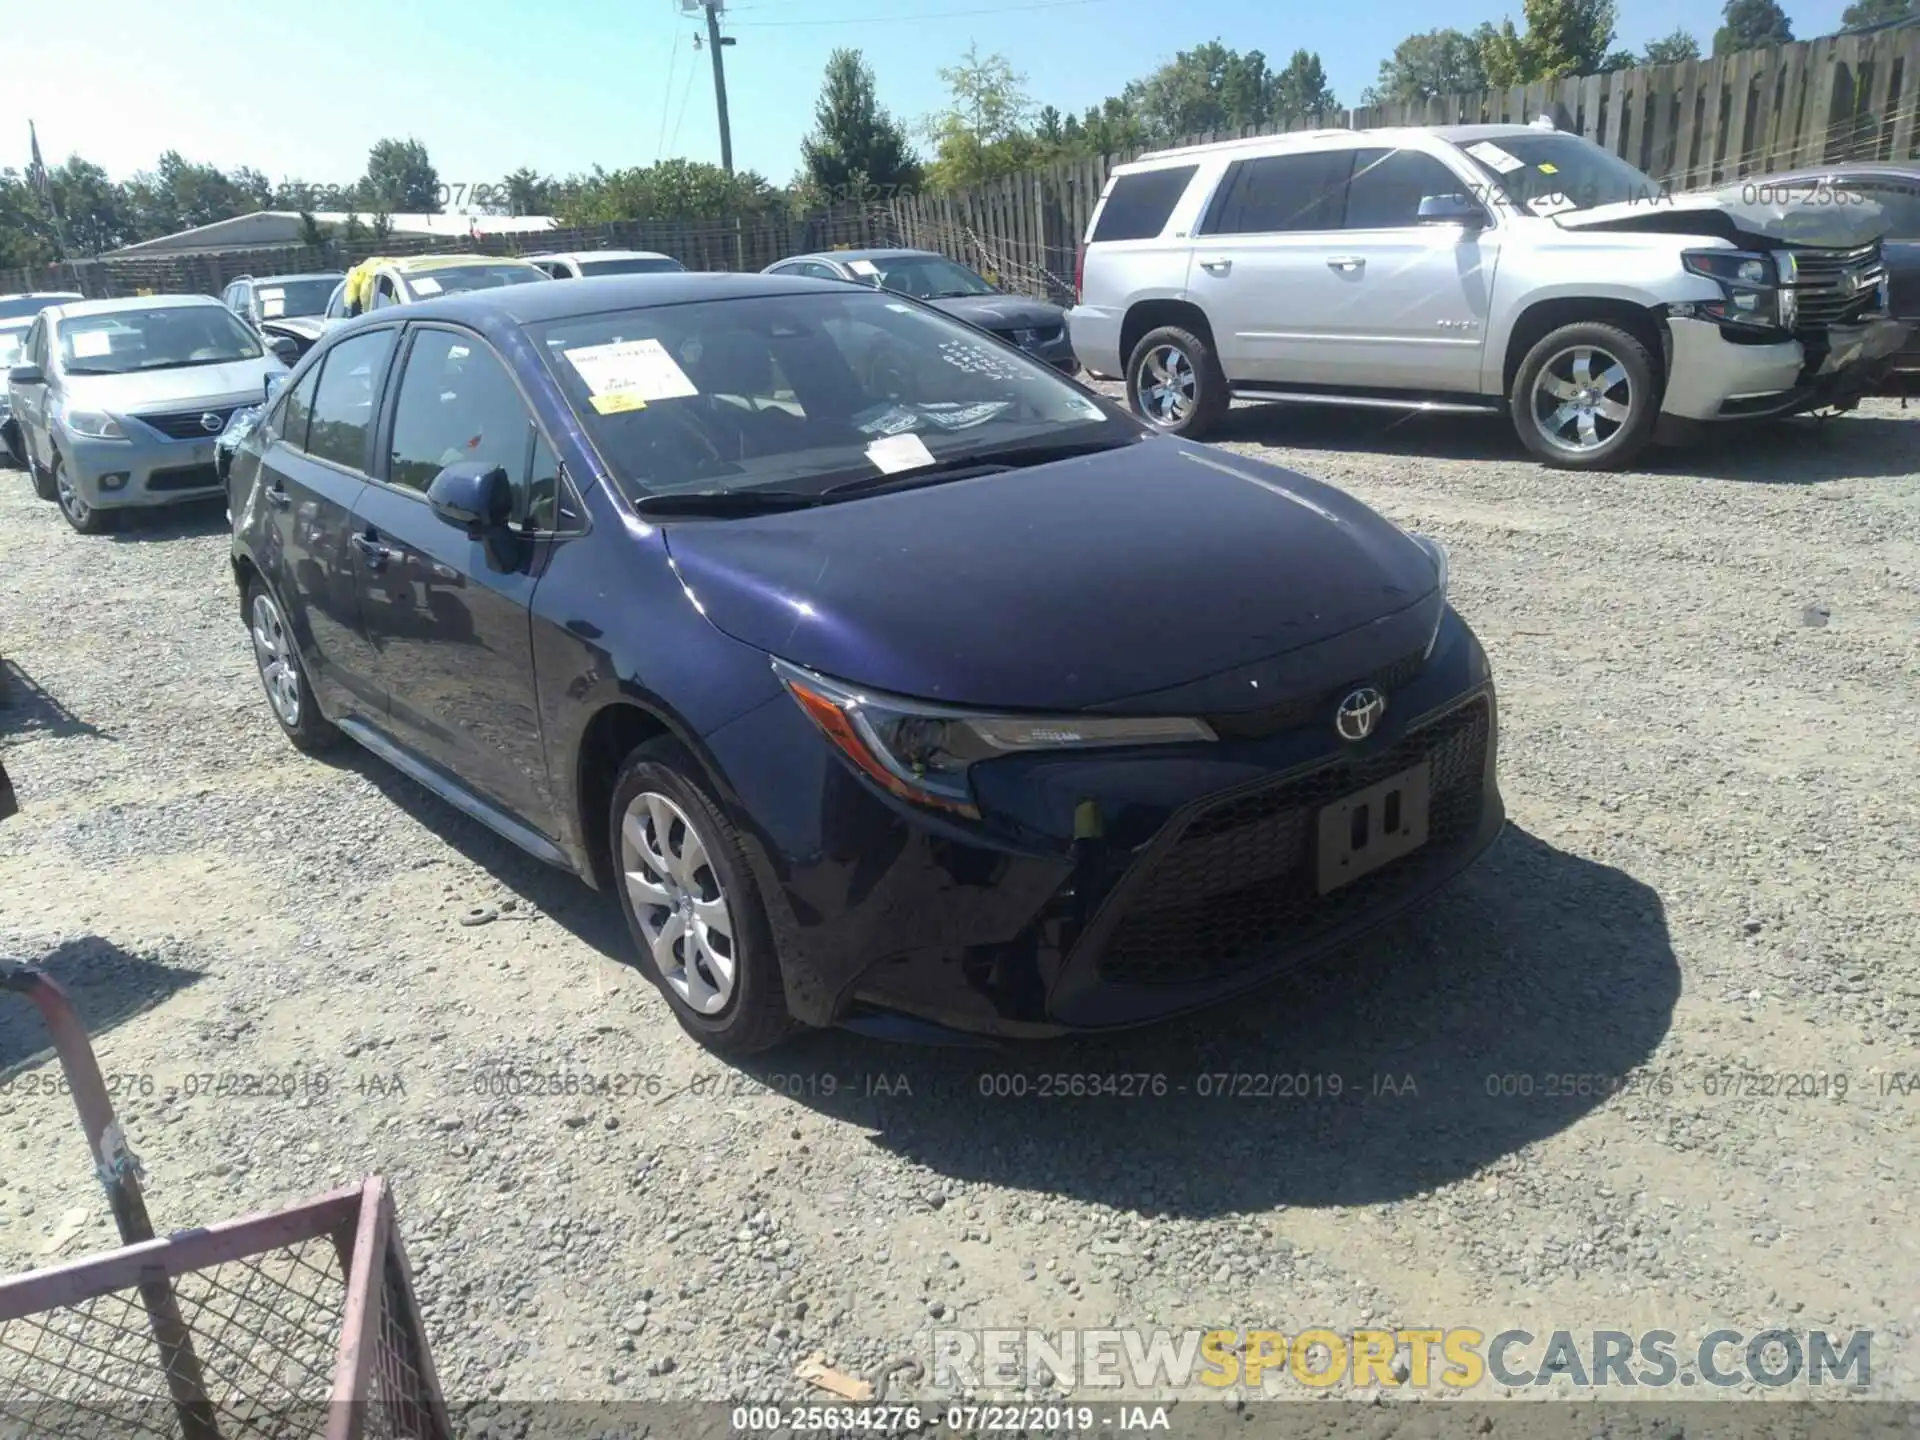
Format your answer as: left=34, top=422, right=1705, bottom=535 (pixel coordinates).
left=1068, top=122, right=1907, bottom=469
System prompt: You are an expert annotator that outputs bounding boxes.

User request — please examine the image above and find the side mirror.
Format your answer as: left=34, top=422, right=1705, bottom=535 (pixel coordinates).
left=268, top=336, right=299, bottom=366
left=427, top=461, right=515, bottom=538
left=8, top=364, right=45, bottom=386
left=265, top=372, right=288, bottom=402
left=1417, top=193, right=1490, bottom=227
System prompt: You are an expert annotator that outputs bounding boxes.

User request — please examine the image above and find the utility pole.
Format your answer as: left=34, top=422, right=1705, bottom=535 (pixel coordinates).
left=702, top=0, right=736, bottom=175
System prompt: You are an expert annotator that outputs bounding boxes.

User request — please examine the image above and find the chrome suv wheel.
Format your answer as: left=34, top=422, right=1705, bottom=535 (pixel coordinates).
left=1512, top=320, right=1659, bottom=471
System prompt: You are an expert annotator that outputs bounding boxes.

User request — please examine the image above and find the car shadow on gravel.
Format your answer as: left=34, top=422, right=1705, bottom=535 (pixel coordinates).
left=104, top=500, right=228, bottom=544
left=1215, top=402, right=1915, bottom=484
left=0, top=660, right=112, bottom=741
left=1, top=937, right=205, bottom=1079
left=746, top=824, right=1679, bottom=1216
left=315, top=747, right=634, bottom=963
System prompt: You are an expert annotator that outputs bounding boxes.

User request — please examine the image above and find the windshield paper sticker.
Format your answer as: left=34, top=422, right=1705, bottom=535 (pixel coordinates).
left=410, top=276, right=443, bottom=295
left=847, top=259, right=880, bottom=276
left=865, top=431, right=935, bottom=474
left=1465, top=141, right=1525, bottom=173
left=565, top=338, right=700, bottom=413
left=261, top=297, right=285, bottom=317
left=70, top=331, right=113, bottom=357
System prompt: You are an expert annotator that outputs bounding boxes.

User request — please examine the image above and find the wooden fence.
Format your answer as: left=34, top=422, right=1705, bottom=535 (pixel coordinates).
left=889, top=24, right=1920, bottom=303
left=5, top=25, right=1916, bottom=305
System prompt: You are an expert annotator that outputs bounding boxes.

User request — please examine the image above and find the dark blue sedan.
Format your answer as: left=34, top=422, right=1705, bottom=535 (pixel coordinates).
left=226, top=273, right=1503, bottom=1052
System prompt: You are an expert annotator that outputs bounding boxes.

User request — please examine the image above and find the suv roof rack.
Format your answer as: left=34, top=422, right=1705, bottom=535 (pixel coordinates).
left=1137, top=128, right=1354, bottom=162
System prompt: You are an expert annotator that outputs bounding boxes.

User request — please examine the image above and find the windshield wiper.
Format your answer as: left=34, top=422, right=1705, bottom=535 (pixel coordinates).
left=633, top=488, right=825, bottom=517
left=819, top=437, right=1133, bottom=500
left=61, top=365, right=124, bottom=375
left=134, top=355, right=253, bottom=370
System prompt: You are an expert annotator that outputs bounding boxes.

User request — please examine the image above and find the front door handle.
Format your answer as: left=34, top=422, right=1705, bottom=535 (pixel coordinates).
left=1327, top=255, right=1366, bottom=272
left=350, top=532, right=395, bottom=568
left=1198, top=257, right=1233, bottom=275
left=264, top=484, right=291, bottom=509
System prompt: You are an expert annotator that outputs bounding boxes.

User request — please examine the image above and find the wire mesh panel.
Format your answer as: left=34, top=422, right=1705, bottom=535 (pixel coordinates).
left=0, top=1181, right=449, bottom=1440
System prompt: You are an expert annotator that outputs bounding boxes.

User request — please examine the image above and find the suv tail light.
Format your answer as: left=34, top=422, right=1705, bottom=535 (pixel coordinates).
left=1073, top=245, right=1085, bottom=305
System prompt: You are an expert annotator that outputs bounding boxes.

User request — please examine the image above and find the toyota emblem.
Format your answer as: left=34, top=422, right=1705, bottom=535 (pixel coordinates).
left=199, top=412, right=225, bottom=434
left=1334, top=687, right=1387, bottom=742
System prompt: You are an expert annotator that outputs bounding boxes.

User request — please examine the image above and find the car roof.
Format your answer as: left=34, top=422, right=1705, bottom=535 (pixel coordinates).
left=1125, top=122, right=1553, bottom=168
left=371, top=254, right=548, bottom=275
left=1755, top=162, right=1919, bottom=183
left=527, top=249, right=678, bottom=263
left=46, top=294, right=234, bottom=321
left=780, top=248, right=940, bottom=267
left=0, top=291, right=85, bottom=302
left=247, top=272, right=346, bottom=285
left=333, top=271, right=856, bottom=331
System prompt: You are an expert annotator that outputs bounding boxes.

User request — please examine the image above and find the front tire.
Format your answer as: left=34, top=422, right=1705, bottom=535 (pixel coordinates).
left=246, top=579, right=337, bottom=752
left=1126, top=324, right=1229, bottom=439
left=610, top=738, right=792, bottom=1054
left=1511, top=322, right=1659, bottom=471
left=53, top=454, right=111, bottom=533
left=24, top=442, right=56, bottom=502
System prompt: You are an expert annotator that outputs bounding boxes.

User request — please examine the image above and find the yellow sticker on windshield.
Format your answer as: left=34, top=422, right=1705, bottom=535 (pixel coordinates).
left=1538, top=162, right=1559, bottom=174
left=591, top=392, right=648, bottom=415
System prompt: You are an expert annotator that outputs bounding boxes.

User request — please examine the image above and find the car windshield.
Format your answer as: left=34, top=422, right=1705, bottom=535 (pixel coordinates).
left=403, top=264, right=547, bottom=300
left=531, top=289, right=1130, bottom=502
left=0, top=326, right=27, bottom=367
left=576, top=257, right=687, bottom=276
left=856, top=255, right=997, bottom=300
left=254, top=278, right=340, bottom=318
left=58, top=305, right=264, bottom=374
left=0, top=294, right=81, bottom=322
left=1457, top=133, right=1667, bottom=215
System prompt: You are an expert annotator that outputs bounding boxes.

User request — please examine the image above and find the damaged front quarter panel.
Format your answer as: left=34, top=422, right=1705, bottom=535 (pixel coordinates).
left=1554, top=187, right=1891, bottom=250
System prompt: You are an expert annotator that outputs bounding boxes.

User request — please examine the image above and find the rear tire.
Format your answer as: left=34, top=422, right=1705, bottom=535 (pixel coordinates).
left=1126, top=324, right=1230, bottom=439
left=609, top=737, right=793, bottom=1054
left=1511, top=321, right=1659, bottom=471
left=245, top=578, right=338, bottom=753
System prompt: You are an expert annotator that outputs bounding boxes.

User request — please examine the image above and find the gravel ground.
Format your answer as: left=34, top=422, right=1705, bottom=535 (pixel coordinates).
left=2, top=399, right=1918, bottom=1426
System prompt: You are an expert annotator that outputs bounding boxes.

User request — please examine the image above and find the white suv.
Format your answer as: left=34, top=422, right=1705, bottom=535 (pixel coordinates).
left=1068, top=123, right=1906, bottom=469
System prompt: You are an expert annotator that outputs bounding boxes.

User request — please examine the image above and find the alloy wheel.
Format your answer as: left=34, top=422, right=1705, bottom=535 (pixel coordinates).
left=1137, top=343, right=1197, bottom=425
left=54, top=459, right=91, bottom=527
left=1531, top=344, right=1633, bottom=455
left=619, top=790, right=737, bottom=1015
left=249, top=591, right=302, bottom=727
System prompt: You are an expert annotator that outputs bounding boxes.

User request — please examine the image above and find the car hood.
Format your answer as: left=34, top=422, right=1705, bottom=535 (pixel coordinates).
left=261, top=315, right=334, bottom=340
left=660, top=438, right=1443, bottom=711
left=925, top=293, right=1067, bottom=330
left=1554, top=187, right=1889, bottom=248
left=65, top=357, right=287, bottom=414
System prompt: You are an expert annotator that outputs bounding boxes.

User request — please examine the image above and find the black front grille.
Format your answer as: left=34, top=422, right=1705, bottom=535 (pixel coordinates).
left=1205, top=648, right=1428, bottom=740
left=1786, top=242, right=1887, bottom=332
left=133, top=407, right=237, bottom=441
left=1092, top=695, right=1491, bottom=986
left=148, top=464, right=221, bottom=492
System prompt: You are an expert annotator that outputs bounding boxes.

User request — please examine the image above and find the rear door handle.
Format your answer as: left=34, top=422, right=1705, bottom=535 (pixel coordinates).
left=264, top=484, right=291, bottom=509
left=1327, top=255, right=1365, bottom=272
left=1198, top=257, right=1233, bottom=275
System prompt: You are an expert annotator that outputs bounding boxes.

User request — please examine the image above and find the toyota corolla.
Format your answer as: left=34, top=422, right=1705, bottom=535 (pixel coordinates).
left=224, top=273, right=1503, bottom=1052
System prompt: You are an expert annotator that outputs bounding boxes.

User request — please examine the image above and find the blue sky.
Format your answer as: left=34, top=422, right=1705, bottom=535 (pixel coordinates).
left=7, top=0, right=1857, bottom=197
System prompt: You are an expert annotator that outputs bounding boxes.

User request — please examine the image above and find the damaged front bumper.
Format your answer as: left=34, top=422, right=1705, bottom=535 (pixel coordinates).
left=1657, top=314, right=1912, bottom=439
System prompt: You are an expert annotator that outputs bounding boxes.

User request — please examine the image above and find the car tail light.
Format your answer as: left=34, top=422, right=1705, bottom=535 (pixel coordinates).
left=1073, top=245, right=1085, bottom=305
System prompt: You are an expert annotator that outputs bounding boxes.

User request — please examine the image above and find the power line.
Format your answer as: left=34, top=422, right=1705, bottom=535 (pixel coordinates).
left=668, top=35, right=703, bottom=156
left=655, top=11, right=687, bottom=162
left=729, top=0, right=1112, bottom=27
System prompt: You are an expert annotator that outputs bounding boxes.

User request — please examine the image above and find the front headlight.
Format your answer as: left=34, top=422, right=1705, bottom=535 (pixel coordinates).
left=1681, top=249, right=1783, bottom=327
left=772, top=658, right=1216, bottom=818
left=62, top=408, right=128, bottom=440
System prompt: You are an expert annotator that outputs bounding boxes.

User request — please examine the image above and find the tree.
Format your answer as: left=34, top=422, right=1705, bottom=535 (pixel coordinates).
left=1273, top=49, right=1338, bottom=122
left=924, top=44, right=1038, bottom=189
left=1839, top=0, right=1913, bottom=29
left=1481, top=0, right=1619, bottom=84
left=1370, top=27, right=1490, bottom=104
left=801, top=48, right=923, bottom=201
left=1641, top=28, right=1702, bottom=63
left=298, top=210, right=327, bottom=248
left=358, top=138, right=439, bottom=213
left=499, top=167, right=553, bottom=216
left=49, top=158, right=132, bottom=255
left=1713, top=0, right=1793, bottom=55
left=123, top=151, right=255, bottom=237
left=1130, top=42, right=1278, bottom=140
left=551, top=159, right=775, bottom=225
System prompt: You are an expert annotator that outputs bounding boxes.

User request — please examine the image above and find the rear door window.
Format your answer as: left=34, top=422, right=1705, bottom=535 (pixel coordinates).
left=1203, top=150, right=1354, bottom=235
left=305, top=328, right=396, bottom=472
left=1344, top=148, right=1474, bottom=230
left=1091, top=166, right=1199, bottom=242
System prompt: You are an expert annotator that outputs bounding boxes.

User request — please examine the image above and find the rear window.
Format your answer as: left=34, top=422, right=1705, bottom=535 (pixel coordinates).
left=1203, top=151, right=1354, bottom=235
left=1091, top=166, right=1198, bottom=243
